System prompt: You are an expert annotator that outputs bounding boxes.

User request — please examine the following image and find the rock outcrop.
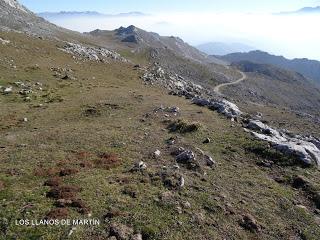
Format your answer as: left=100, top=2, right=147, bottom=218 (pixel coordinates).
left=60, top=42, right=128, bottom=63
left=245, top=120, right=320, bottom=166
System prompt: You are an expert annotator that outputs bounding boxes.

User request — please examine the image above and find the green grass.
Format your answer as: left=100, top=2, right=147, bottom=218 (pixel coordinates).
left=1, top=31, right=320, bottom=240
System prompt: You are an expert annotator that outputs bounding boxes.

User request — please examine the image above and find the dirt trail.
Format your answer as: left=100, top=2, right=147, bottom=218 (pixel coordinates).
left=214, top=70, right=247, bottom=95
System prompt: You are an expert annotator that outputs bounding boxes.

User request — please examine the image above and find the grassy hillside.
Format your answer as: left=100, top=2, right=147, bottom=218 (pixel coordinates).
left=1, top=31, right=320, bottom=240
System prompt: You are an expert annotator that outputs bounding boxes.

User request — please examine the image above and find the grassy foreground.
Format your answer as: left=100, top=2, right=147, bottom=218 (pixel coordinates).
left=1, top=32, right=320, bottom=240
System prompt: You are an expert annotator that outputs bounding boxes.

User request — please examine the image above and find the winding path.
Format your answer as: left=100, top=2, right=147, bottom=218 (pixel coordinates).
left=214, top=70, right=247, bottom=95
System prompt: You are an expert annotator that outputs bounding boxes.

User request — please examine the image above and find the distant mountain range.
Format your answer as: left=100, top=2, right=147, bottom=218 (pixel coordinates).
left=38, top=11, right=147, bottom=19
left=277, top=6, right=320, bottom=15
left=219, top=50, right=320, bottom=84
left=196, top=42, right=255, bottom=56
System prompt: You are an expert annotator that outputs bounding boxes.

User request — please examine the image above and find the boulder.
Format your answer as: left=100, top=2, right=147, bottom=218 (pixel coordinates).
left=245, top=120, right=320, bottom=167
left=209, top=99, right=242, bottom=119
left=131, top=161, right=147, bottom=171
left=205, top=155, right=216, bottom=167
left=0, top=37, right=10, bottom=45
left=60, top=42, right=128, bottom=63
left=153, top=150, right=161, bottom=158
left=3, top=86, right=12, bottom=94
left=176, top=150, right=195, bottom=164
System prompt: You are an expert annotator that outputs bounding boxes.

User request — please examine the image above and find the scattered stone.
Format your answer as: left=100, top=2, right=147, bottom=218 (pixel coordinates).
left=68, top=227, right=77, bottom=237
left=153, top=150, right=161, bottom=158
left=0, top=37, right=10, bottom=45
left=131, top=233, right=143, bottom=240
left=3, top=86, right=12, bottom=94
left=205, top=155, right=216, bottom=167
left=159, top=171, right=185, bottom=189
left=109, top=223, right=134, bottom=240
left=60, top=42, right=128, bottom=63
left=256, top=112, right=263, bottom=118
left=171, top=147, right=185, bottom=156
left=132, top=161, right=147, bottom=171
left=203, top=138, right=211, bottom=144
left=296, top=205, right=308, bottom=211
left=176, top=206, right=183, bottom=214
left=172, top=164, right=180, bottom=170
left=166, top=137, right=176, bottom=145
left=143, top=64, right=320, bottom=169
left=168, top=106, right=180, bottom=114
left=176, top=150, right=195, bottom=164
left=24, top=97, right=31, bottom=102
left=142, top=65, right=202, bottom=99
left=179, top=176, right=185, bottom=188
left=181, top=201, right=191, bottom=209
left=23, top=118, right=28, bottom=122
left=61, top=74, right=71, bottom=80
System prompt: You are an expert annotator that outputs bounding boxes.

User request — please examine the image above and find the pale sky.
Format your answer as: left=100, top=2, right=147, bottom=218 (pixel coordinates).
left=20, top=0, right=320, bottom=14
left=19, top=1, right=320, bottom=60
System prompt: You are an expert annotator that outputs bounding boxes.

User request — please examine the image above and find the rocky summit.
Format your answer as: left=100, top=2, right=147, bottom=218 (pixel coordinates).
left=1, top=1, right=320, bottom=240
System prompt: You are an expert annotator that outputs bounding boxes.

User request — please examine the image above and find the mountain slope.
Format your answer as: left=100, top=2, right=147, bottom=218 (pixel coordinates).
left=278, top=6, right=320, bottom=15
left=196, top=42, right=255, bottom=55
left=228, top=61, right=320, bottom=113
left=220, top=50, right=320, bottom=84
left=88, top=25, right=220, bottom=64
left=2, top=29, right=320, bottom=240
left=86, top=25, right=231, bottom=88
left=0, top=0, right=101, bottom=43
left=0, top=0, right=61, bottom=35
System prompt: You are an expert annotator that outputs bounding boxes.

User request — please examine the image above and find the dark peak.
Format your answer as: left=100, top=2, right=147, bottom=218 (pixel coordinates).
left=90, top=29, right=104, bottom=34
left=169, top=36, right=184, bottom=43
left=248, top=50, right=270, bottom=55
left=116, top=25, right=138, bottom=34
left=115, top=25, right=141, bottom=43
left=300, top=6, right=320, bottom=11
